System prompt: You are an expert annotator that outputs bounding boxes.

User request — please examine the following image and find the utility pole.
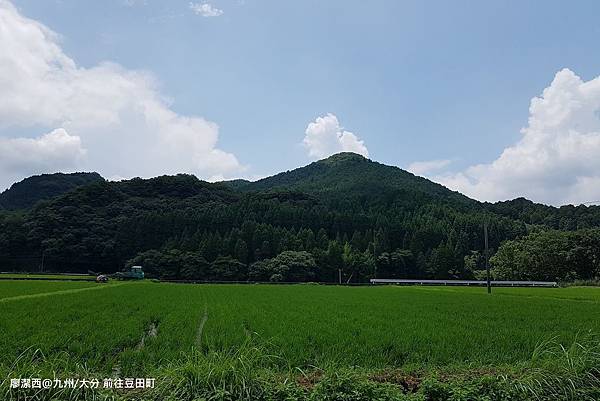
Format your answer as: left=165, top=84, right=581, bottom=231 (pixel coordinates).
left=484, top=221, right=491, bottom=294
left=338, top=269, right=342, bottom=285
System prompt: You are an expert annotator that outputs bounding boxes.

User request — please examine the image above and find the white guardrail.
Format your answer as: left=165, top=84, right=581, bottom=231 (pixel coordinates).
left=369, top=279, right=558, bottom=287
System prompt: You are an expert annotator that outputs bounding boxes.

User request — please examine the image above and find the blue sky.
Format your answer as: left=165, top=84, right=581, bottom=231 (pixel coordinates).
left=2, top=0, right=600, bottom=205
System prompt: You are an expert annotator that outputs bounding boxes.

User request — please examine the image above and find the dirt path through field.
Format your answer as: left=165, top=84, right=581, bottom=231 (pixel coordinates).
left=136, top=320, right=159, bottom=350
left=196, top=305, right=209, bottom=346
left=0, top=282, right=130, bottom=303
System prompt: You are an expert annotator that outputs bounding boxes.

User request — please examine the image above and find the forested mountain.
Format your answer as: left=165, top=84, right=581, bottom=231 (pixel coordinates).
left=0, top=172, right=104, bottom=210
left=221, top=179, right=252, bottom=191
left=486, top=197, right=600, bottom=229
left=0, top=153, right=599, bottom=282
left=244, top=153, right=476, bottom=210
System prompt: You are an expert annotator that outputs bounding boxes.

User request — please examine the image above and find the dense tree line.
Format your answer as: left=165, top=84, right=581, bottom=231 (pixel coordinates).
left=487, top=197, right=600, bottom=230
left=1, top=153, right=599, bottom=282
left=491, top=229, right=600, bottom=282
left=0, top=177, right=520, bottom=281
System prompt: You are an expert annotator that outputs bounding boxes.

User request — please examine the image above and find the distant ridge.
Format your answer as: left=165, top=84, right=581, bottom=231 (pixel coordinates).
left=0, top=172, right=104, bottom=210
left=2, top=153, right=600, bottom=277
left=221, top=178, right=252, bottom=191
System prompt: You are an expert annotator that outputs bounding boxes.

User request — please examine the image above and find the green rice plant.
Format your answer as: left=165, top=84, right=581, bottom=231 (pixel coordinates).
left=3, top=337, right=600, bottom=401
left=0, top=348, right=120, bottom=401
left=0, top=274, right=96, bottom=281
left=0, top=281, right=98, bottom=300
left=2, top=281, right=600, bottom=400
left=146, top=340, right=296, bottom=401
left=514, top=331, right=600, bottom=401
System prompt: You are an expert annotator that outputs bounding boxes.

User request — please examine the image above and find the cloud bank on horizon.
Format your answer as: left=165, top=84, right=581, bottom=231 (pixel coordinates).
left=411, top=69, right=600, bottom=206
left=0, top=0, right=241, bottom=189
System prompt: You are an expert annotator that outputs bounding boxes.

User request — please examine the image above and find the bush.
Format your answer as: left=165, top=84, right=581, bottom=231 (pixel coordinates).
left=249, top=251, right=317, bottom=282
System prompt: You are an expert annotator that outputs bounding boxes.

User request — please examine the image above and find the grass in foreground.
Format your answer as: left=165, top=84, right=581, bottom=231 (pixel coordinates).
left=1, top=282, right=599, bottom=400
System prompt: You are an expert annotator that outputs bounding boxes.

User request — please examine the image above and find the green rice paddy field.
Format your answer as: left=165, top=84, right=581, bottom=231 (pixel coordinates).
left=1, top=281, right=599, bottom=400
left=0, top=273, right=96, bottom=280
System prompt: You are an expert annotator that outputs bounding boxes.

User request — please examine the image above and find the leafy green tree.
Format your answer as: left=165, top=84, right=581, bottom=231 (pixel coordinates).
left=234, top=239, right=249, bottom=264
left=463, top=251, right=482, bottom=279
left=248, top=259, right=271, bottom=281
left=427, top=244, right=457, bottom=279
left=211, top=256, right=247, bottom=281
left=180, top=253, right=210, bottom=280
left=269, top=251, right=317, bottom=282
left=247, top=251, right=318, bottom=282
left=376, top=249, right=415, bottom=278
left=491, top=229, right=600, bottom=281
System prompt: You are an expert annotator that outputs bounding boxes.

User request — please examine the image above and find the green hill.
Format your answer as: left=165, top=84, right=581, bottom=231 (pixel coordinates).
left=1, top=153, right=599, bottom=282
left=244, top=153, right=476, bottom=209
left=0, top=172, right=104, bottom=210
left=221, top=178, right=252, bottom=191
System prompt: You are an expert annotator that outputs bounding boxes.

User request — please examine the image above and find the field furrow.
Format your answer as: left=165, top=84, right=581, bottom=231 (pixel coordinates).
left=0, top=282, right=128, bottom=303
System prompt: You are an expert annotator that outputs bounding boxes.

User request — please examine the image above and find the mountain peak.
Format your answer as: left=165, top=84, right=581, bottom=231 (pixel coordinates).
left=318, top=152, right=369, bottom=165
left=242, top=152, right=475, bottom=209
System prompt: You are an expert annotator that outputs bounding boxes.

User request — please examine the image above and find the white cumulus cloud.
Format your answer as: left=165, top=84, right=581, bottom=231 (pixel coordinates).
left=0, top=0, right=241, bottom=189
left=189, top=2, right=223, bottom=17
left=303, top=113, right=369, bottom=159
left=436, top=68, right=600, bottom=206
left=407, top=159, right=452, bottom=176
left=0, top=128, right=86, bottom=174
